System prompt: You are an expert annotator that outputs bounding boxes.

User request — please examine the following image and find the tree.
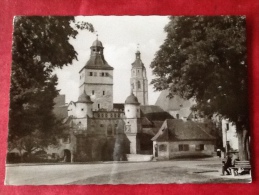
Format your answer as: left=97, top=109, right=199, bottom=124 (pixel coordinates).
left=9, top=17, right=94, bottom=148
left=150, top=16, right=249, bottom=160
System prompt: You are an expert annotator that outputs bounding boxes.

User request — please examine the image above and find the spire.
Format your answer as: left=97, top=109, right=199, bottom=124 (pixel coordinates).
left=136, top=43, right=141, bottom=59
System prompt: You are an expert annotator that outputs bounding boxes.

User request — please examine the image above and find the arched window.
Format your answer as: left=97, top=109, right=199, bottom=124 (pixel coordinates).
left=138, top=81, right=141, bottom=89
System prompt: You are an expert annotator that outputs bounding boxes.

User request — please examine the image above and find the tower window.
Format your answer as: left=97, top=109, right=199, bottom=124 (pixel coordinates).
left=92, top=90, right=95, bottom=95
left=102, top=72, right=105, bottom=77
left=138, top=81, right=141, bottom=89
left=81, top=108, right=84, bottom=111
left=94, top=72, right=97, bottom=76
left=89, top=72, right=93, bottom=76
left=98, top=104, right=100, bottom=109
left=105, top=72, right=109, bottom=77
left=226, top=123, right=229, bottom=130
left=103, top=91, right=105, bottom=95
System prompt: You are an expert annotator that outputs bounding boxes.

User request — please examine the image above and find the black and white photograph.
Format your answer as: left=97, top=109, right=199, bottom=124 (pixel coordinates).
left=5, top=16, right=251, bottom=185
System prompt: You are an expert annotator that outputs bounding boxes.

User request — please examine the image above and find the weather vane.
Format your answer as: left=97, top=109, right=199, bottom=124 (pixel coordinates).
left=95, top=31, right=98, bottom=40
left=137, top=43, right=140, bottom=50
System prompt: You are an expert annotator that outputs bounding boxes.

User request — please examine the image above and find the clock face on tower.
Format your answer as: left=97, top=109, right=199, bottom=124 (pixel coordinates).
left=125, top=125, right=131, bottom=133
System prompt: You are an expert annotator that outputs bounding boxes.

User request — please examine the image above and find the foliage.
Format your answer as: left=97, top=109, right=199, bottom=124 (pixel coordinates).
left=151, top=16, right=249, bottom=159
left=9, top=16, right=94, bottom=148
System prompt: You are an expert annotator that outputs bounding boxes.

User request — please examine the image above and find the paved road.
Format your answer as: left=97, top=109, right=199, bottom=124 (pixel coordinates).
left=5, top=158, right=250, bottom=185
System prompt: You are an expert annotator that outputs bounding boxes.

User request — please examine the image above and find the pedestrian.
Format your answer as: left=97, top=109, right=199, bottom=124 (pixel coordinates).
left=221, top=153, right=233, bottom=175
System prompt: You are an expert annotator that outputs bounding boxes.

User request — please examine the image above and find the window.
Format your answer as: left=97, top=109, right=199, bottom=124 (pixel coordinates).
left=103, top=91, right=105, bottom=95
left=195, top=144, right=204, bottom=151
left=81, top=108, right=84, bottom=111
left=105, top=72, right=109, bottom=77
left=226, top=123, right=229, bottom=130
left=89, top=72, right=93, bottom=76
left=98, top=104, right=100, bottom=109
left=102, top=72, right=105, bottom=77
left=100, top=124, right=104, bottom=127
left=94, top=72, right=97, bottom=76
left=138, top=81, right=141, bottom=89
left=132, top=83, right=134, bottom=89
left=110, top=113, right=113, bottom=118
left=179, top=144, right=189, bottom=151
left=92, top=90, right=94, bottom=95
left=159, top=144, right=167, bottom=152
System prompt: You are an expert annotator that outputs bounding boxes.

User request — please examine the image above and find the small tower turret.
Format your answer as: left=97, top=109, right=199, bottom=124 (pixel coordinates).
left=124, top=91, right=141, bottom=154
left=76, top=91, right=93, bottom=118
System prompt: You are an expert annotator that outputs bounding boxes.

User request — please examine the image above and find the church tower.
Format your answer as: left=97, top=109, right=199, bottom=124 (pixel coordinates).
left=130, top=50, right=148, bottom=105
left=79, top=38, right=114, bottom=111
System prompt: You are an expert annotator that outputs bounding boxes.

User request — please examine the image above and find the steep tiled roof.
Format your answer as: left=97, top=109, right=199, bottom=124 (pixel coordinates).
left=152, top=119, right=216, bottom=142
left=140, top=105, right=173, bottom=121
left=82, top=55, right=113, bottom=71
left=53, top=105, right=68, bottom=119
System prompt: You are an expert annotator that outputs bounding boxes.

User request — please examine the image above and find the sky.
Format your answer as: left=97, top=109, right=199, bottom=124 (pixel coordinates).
left=54, top=16, right=170, bottom=105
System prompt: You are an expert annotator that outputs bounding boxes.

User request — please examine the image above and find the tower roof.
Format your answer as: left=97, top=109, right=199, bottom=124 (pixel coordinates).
left=92, top=39, right=103, bottom=47
left=79, top=38, right=113, bottom=72
left=125, top=92, right=140, bottom=105
left=77, top=91, right=93, bottom=103
left=131, top=50, right=145, bottom=68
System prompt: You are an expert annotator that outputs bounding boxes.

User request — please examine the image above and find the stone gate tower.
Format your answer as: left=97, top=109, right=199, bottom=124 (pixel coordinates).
left=130, top=50, right=148, bottom=105
left=79, top=39, right=114, bottom=110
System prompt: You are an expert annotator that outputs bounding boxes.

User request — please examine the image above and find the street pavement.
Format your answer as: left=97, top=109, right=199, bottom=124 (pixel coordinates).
left=5, top=157, right=251, bottom=185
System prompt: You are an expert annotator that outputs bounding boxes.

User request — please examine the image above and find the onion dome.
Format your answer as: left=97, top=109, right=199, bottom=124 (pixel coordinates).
left=92, top=39, right=103, bottom=48
left=77, top=91, right=93, bottom=103
left=125, top=92, right=140, bottom=105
